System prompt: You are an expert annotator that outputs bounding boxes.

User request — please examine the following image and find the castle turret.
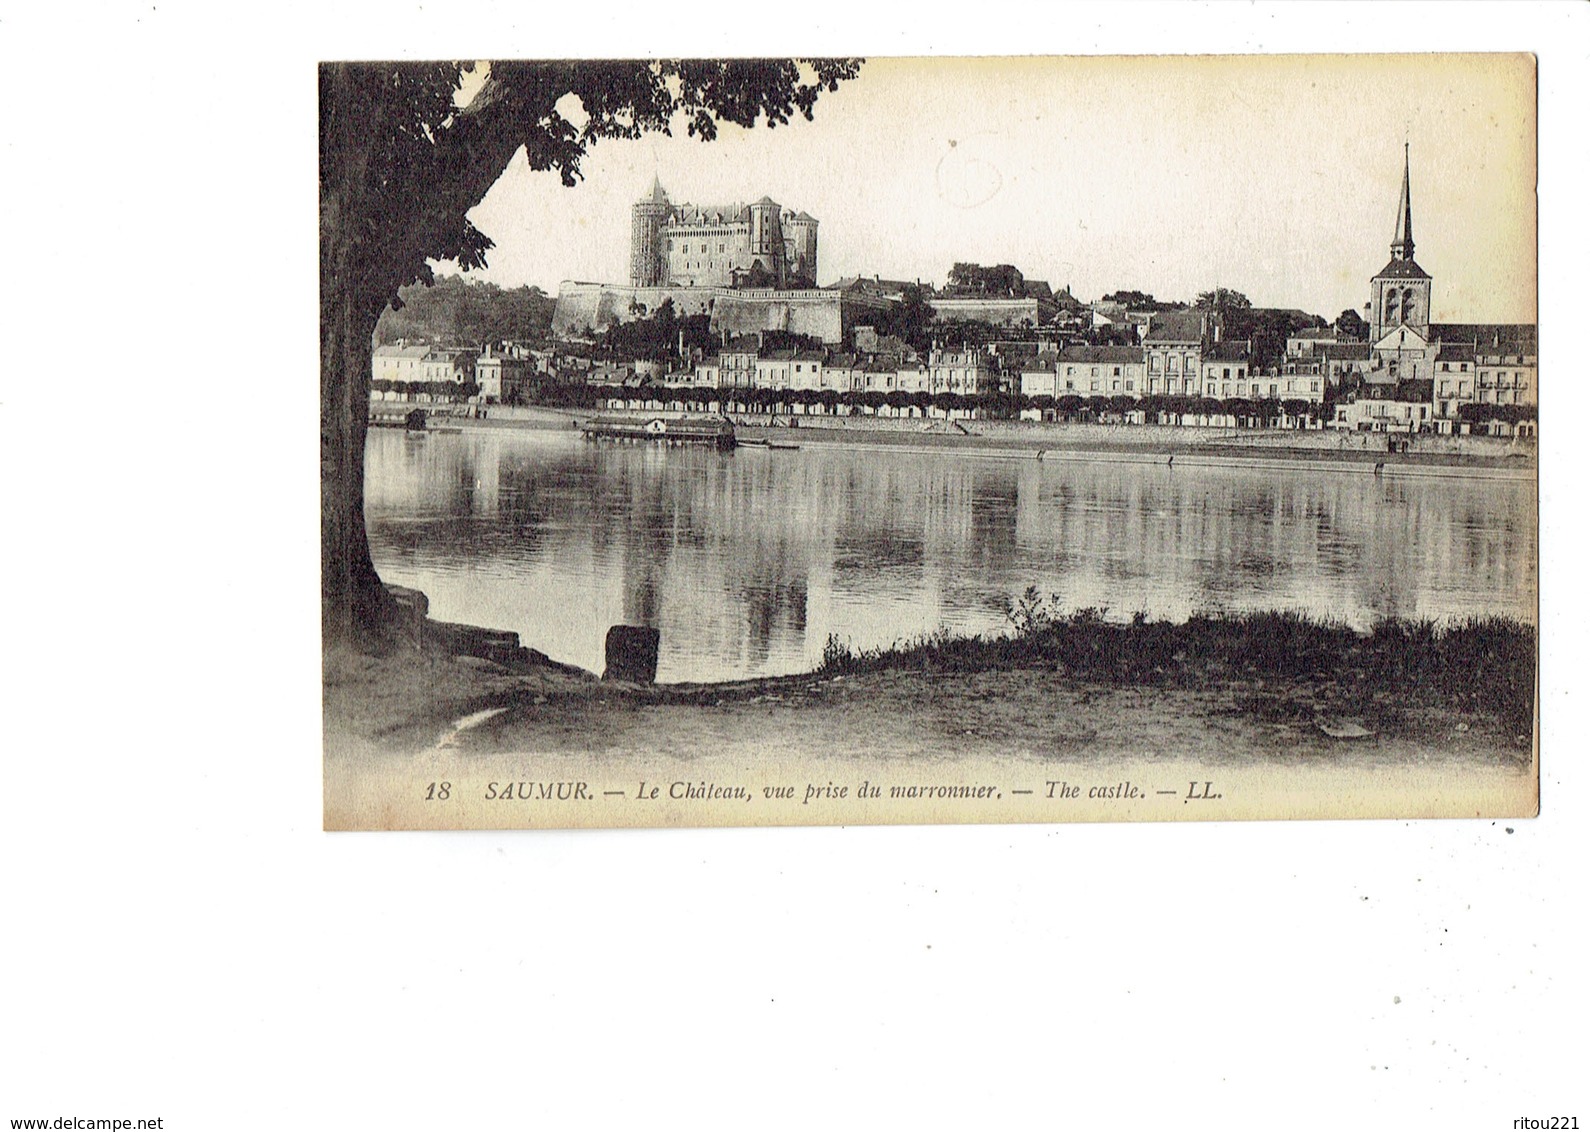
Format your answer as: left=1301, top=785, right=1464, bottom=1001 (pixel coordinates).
left=748, top=196, right=785, bottom=288
left=785, top=211, right=819, bottom=287
left=630, top=176, right=671, bottom=287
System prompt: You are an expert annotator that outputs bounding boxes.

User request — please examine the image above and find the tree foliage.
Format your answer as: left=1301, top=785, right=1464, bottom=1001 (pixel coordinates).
left=863, top=285, right=936, bottom=351
left=945, top=263, right=1028, bottom=298
left=1335, top=307, right=1370, bottom=341
left=375, top=275, right=555, bottom=346
left=1195, top=288, right=1252, bottom=312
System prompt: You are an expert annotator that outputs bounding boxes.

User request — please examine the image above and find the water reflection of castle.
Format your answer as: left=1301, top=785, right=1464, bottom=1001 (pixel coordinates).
left=363, top=433, right=1535, bottom=681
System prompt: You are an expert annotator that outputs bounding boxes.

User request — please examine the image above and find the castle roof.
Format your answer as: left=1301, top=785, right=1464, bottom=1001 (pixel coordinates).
left=792, top=211, right=816, bottom=222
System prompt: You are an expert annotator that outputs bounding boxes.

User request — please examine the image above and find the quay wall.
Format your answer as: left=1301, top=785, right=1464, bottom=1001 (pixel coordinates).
left=552, top=281, right=891, bottom=344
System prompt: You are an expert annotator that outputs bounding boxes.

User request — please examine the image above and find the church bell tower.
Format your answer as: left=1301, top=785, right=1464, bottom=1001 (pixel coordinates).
left=1368, top=144, right=1432, bottom=342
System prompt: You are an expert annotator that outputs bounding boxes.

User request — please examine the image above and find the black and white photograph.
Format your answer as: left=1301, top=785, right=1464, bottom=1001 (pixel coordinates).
left=4, top=6, right=1584, bottom=1129
left=322, top=53, right=1538, bottom=829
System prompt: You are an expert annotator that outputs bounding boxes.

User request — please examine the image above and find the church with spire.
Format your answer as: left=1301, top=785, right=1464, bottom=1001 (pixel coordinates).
left=1349, top=144, right=1537, bottom=432
left=1368, top=144, right=1432, bottom=345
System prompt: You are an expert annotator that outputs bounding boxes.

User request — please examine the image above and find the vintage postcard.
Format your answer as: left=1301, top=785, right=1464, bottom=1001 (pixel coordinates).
left=321, top=53, right=1538, bottom=830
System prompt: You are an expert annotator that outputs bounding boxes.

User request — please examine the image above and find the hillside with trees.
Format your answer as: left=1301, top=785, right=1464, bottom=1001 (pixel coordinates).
left=375, top=275, right=555, bottom=346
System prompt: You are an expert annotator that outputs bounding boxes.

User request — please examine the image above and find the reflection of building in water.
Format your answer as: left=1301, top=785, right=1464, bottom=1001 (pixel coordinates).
left=1010, top=461, right=1534, bottom=627
left=365, top=432, right=1536, bottom=681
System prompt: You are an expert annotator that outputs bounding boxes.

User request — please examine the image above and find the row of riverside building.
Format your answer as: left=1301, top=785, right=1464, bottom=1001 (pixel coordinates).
left=372, top=146, right=1537, bottom=437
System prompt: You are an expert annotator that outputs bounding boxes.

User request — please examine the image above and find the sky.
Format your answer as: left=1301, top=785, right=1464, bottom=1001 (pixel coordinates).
left=454, top=53, right=1536, bottom=325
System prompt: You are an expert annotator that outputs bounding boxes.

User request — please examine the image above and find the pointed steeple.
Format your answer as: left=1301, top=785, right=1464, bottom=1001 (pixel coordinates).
left=1390, top=142, right=1415, bottom=261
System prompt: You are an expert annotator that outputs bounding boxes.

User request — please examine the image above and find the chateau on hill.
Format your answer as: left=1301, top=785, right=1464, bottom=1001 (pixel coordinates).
left=630, top=177, right=818, bottom=290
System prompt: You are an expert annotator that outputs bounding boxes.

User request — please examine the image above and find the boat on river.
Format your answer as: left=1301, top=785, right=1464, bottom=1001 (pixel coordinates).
left=581, top=412, right=736, bottom=451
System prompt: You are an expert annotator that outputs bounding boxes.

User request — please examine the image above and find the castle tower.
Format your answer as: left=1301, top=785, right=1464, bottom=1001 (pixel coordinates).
left=747, top=196, right=785, bottom=288
left=1369, top=144, right=1432, bottom=342
left=785, top=211, right=819, bottom=287
left=630, top=176, right=671, bottom=287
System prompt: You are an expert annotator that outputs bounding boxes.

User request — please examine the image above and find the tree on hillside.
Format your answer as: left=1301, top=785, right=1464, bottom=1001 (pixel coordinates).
left=322, top=59, right=861, bottom=649
left=946, top=262, right=1026, bottom=297
left=1100, top=290, right=1163, bottom=309
left=1335, top=307, right=1370, bottom=341
left=865, top=285, right=936, bottom=352
left=375, top=275, right=557, bottom=345
left=1195, top=288, right=1252, bottom=312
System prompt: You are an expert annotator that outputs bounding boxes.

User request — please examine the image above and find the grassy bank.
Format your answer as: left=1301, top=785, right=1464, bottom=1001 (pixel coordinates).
left=324, top=591, right=1536, bottom=770
left=816, top=601, right=1537, bottom=739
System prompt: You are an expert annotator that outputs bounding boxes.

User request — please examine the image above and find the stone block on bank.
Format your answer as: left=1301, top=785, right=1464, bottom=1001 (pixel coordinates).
left=604, top=625, right=660, bottom=683
left=384, top=585, right=429, bottom=650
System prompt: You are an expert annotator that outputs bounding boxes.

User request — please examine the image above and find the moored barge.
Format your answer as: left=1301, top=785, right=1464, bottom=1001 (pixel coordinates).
left=581, top=412, right=737, bottom=451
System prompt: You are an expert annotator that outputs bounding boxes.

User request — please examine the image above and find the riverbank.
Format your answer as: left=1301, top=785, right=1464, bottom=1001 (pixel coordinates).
left=427, top=404, right=1534, bottom=472
left=324, top=601, right=1536, bottom=773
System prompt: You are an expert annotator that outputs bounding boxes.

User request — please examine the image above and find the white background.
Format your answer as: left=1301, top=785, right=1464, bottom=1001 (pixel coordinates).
left=1, top=3, right=1584, bottom=1129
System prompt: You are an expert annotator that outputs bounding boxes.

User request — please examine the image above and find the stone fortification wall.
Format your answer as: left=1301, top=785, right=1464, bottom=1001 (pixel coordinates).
left=552, top=283, right=717, bottom=337
left=554, top=282, right=890, bottom=345
left=708, top=292, right=846, bottom=344
left=930, top=296, right=1054, bottom=327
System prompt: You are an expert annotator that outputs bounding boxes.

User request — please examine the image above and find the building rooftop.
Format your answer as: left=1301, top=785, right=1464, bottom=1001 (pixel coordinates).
left=1374, top=258, right=1431, bottom=280
left=1143, top=309, right=1205, bottom=344
left=1057, top=345, right=1144, bottom=363
left=1204, top=341, right=1251, bottom=361
left=1431, top=323, right=1537, bottom=355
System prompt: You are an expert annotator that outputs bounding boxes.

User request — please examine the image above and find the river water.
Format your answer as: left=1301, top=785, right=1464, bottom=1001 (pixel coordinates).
left=365, top=428, right=1536, bottom=684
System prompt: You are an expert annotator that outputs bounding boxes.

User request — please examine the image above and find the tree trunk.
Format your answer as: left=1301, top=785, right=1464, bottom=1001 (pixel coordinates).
left=317, top=62, right=559, bottom=651
left=320, top=66, right=398, bottom=652
left=321, top=271, right=395, bottom=652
